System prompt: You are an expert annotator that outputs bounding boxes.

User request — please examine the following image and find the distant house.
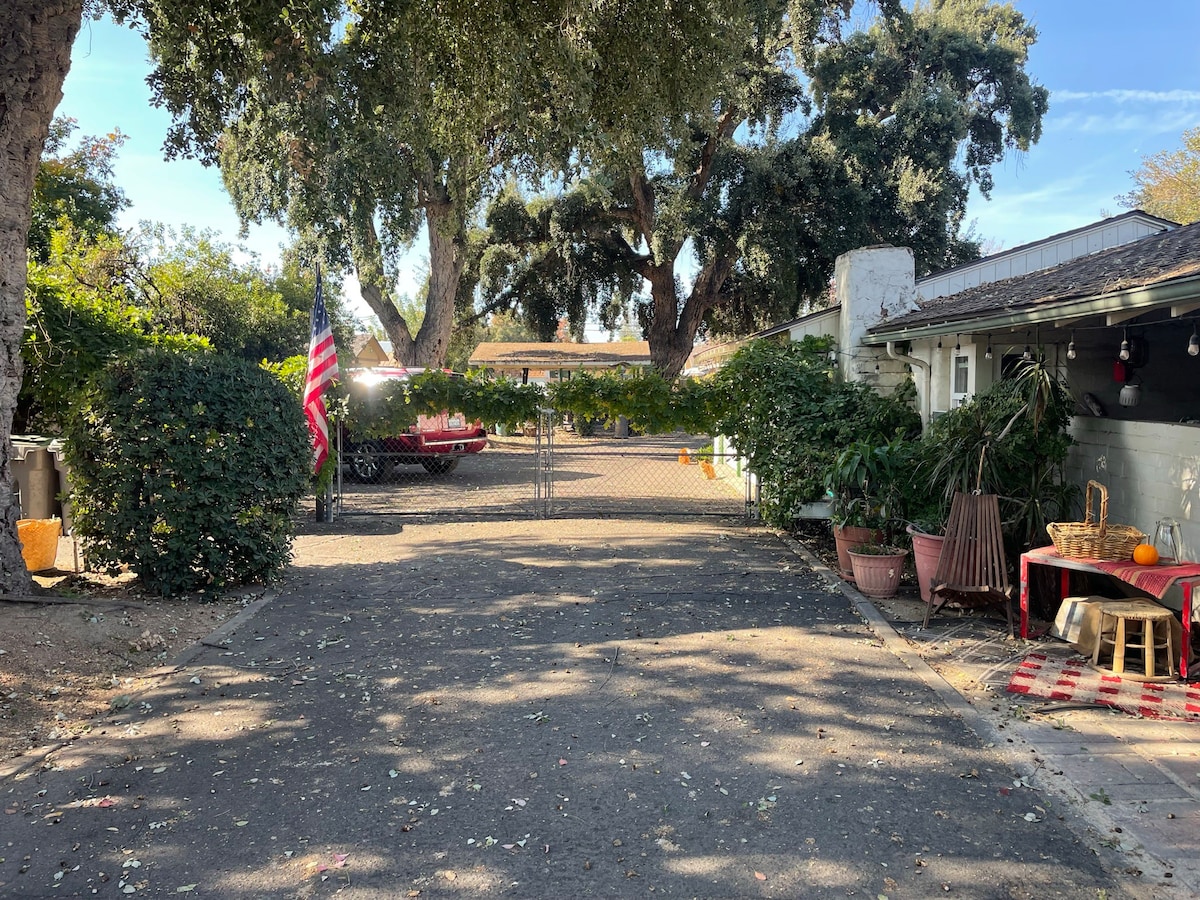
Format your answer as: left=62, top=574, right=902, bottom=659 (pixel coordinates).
left=348, top=333, right=390, bottom=368
left=468, top=341, right=653, bottom=384
left=749, top=210, right=1200, bottom=557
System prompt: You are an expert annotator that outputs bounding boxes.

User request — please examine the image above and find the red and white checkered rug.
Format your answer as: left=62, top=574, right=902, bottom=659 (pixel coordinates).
left=1006, top=652, right=1200, bottom=721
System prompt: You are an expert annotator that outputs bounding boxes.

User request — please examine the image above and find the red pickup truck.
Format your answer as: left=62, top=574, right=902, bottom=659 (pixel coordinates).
left=341, top=367, right=487, bottom=479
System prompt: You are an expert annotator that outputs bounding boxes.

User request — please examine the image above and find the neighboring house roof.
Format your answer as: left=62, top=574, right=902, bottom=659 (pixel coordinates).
left=350, top=333, right=389, bottom=362
left=869, top=220, right=1200, bottom=342
left=750, top=304, right=841, bottom=340
left=469, top=341, right=653, bottom=368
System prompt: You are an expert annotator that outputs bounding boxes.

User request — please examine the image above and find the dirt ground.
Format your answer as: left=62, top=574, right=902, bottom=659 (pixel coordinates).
left=0, top=547, right=250, bottom=764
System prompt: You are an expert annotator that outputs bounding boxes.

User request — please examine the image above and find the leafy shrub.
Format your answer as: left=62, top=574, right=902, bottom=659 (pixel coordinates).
left=918, top=360, right=1077, bottom=555
left=714, top=337, right=920, bottom=527
left=22, top=259, right=208, bottom=432
left=546, top=369, right=718, bottom=434
left=64, top=350, right=312, bottom=595
left=409, top=369, right=543, bottom=432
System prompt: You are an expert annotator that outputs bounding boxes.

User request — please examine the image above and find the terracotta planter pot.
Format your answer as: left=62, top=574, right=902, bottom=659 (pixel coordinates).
left=907, top=526, right=947, bottom=604
left=848, top=549, right=908, bottom=599
left=832, top=524, right=880, bottom=580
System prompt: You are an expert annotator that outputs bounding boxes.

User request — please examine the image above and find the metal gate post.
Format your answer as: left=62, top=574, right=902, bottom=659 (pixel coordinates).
left=534, top=407, right=555, bottom=518
left=745, top=468, right=760, bottom=522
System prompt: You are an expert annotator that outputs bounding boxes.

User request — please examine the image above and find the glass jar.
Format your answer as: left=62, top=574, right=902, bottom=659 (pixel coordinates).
left=1153, top=517, right=1183, bottom=564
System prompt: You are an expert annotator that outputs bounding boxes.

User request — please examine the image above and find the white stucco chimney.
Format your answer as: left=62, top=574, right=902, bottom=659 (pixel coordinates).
left=835, top=245, right=918, bottom=383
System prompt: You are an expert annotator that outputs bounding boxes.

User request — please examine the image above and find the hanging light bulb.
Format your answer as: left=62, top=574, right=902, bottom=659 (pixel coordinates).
left=1119, top=328, right=1131, bottom=361
left=1190, top=324, right=1199, bottom=357
left=984, top=335, right=992, bottom=360
left=937, top=337, right=943, bottom=350
left=1067, top=330, right=1077, bottom=361
left=874, top=362, right=881, bottom=374
left=828, top=349, right=837, bottom=363
left=1022, top=331, right=1032, bottom=361
left=954, top=333, right=961, bottom=353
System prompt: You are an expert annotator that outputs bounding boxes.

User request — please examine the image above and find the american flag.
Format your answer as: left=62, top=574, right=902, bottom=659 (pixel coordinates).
left=303, top=271, right=339, bottom=473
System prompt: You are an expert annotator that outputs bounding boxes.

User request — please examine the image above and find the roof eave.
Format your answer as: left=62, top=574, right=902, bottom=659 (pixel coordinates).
left=865, top=274, right=1200, bottom=345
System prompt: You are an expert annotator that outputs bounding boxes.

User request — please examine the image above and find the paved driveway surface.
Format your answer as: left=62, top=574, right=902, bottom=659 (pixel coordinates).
left=0, top=519, right=1131, bottom=898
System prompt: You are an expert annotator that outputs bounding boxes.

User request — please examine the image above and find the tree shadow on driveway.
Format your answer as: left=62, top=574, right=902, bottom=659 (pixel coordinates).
left=0, top=519, right=1128, bottom=898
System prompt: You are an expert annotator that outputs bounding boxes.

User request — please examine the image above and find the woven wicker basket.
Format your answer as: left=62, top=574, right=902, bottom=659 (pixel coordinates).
left=1047, top=480, right=1145, bottom=561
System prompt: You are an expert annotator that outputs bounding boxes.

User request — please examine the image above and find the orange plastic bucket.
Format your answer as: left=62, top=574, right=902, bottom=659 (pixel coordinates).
left=17, top=518, right=61, bottom=572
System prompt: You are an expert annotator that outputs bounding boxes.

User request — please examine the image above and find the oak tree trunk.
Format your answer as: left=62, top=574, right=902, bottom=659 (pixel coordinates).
left=360, top=175, right=464, bottom=370
left=0, top=1, right=84, bottom=591
left=644, top=254, right=735, bottom=379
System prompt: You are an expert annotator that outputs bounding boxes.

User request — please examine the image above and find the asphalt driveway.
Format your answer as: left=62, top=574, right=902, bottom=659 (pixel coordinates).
left=0, top=517, right=1133, bottom=898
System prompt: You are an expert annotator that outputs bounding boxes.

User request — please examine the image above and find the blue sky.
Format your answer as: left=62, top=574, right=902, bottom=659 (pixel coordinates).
left=56, top=2, right=1200, bottom=312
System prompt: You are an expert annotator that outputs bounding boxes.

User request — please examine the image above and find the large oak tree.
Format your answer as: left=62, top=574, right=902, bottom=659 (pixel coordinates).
left=0, top=0, right=762, bottom=589
left=125, top=0, right=757, bottom=368
left=0, top=2, right=86, bottom=589
left=482, top=0, right=1050, bottom=377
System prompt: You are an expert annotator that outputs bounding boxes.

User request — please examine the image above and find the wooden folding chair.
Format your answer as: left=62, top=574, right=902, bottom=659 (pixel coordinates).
left=923, top=491, right=1014, bottom=636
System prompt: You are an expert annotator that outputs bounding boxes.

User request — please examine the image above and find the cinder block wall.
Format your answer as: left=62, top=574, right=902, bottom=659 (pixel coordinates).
left=1066, top=418, right=1200, bottom=560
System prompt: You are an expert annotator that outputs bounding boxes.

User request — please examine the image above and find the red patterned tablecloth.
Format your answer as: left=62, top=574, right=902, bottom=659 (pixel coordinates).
left=1091, top=559, right=1200, bottom=599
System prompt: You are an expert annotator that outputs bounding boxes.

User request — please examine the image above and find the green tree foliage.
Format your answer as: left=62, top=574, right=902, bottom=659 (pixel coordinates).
left=22, top=228, right=208, bottom=433
left=64, top=349, right=312, bottom=596
left=133, top=226, right=355, bottom=362
left=118, top=0, right=759, bottom=371
left=484, top=0, right=1048, bottom=376
left=20, top=216, right=353, bottom=433
left=714, top=337, right=920, bottom=527
left=1119, top=125, right=1200, bottom=225
left=28, top=117, right=128, bottom=262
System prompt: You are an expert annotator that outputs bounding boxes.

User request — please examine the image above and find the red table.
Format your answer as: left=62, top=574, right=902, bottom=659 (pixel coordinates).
left=1019, top=546, right=1200, bottom=680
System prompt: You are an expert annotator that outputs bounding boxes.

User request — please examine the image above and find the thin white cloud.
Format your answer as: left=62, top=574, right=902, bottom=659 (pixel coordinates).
left=1051, top=109, right=1200, bottom=135
left=1052, top=89, right=1200, bottom=104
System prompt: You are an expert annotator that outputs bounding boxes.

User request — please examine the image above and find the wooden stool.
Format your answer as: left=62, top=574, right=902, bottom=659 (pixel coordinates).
left=1091, top=600, right=1176, bottom=682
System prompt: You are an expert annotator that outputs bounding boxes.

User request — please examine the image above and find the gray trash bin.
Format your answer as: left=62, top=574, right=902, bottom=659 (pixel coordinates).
left=11, top=435, right=60, bottom=520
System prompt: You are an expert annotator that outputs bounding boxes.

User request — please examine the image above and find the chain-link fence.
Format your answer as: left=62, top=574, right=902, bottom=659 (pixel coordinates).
left=333, top=418, right=749, bottom=520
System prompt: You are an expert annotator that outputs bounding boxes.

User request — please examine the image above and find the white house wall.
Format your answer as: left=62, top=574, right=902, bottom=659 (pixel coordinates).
left=1066, top=418, right=1200, bottom=561
left=786, top=309, right=839, bottom=343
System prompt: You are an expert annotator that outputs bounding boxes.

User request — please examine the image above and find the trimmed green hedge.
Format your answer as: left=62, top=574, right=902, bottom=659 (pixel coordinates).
left=64, top=350, right=312, bottom=596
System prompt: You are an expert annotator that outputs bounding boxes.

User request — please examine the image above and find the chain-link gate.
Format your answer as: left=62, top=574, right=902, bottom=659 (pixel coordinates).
left=331, top=410, right=753, bottom=520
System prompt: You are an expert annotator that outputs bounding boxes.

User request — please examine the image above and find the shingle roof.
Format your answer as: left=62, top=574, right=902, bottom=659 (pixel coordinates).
left=875, top=221, right=1200, bottom=331
left=469, top=341, right=653, bottom=367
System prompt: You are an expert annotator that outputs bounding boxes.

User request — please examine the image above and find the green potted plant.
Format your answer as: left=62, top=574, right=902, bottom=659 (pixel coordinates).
left=825, top=437, right=915, bottom=579
left=847, top=541, right=909, bottom=599
left=826, top=440, right=884, bottom=578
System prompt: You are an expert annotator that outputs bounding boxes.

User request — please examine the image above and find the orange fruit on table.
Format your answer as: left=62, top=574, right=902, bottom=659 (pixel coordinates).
left=1132, top=543, right=1159, bottom=566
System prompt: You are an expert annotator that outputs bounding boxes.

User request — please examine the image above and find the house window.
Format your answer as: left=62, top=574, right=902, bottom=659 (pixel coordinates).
left=951, top=354, right=970, bottom=407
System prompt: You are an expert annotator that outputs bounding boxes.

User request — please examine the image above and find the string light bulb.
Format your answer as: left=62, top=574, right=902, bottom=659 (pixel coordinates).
left=1022, top=331, right=1032, bottom=361
left=954, top=333, right=961, bottom=353
left=1119, top=328, right=1131, bottom=361
left=1067, top=330, right=1076, bottom=361
left=984, top=335, right=992, bottom=360
left=937, top=337, right=943, bottom=350
left=1190, top=324, right=1199, bottom=357
left=874, top=362, right=881, bottom=374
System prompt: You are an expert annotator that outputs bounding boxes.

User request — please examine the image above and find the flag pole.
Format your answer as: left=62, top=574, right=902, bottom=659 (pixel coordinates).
left=304, top=263, right=339, bottom=522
